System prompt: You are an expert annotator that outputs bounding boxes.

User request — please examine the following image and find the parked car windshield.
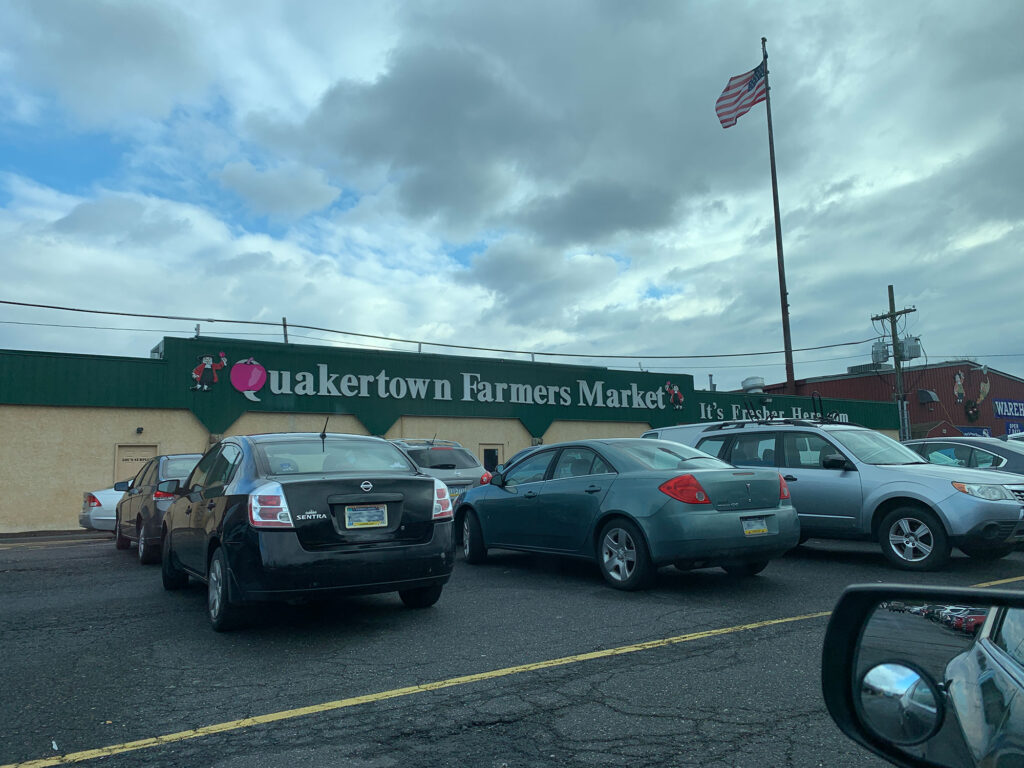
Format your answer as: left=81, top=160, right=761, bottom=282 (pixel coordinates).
left=828, top=429, right=926, bottom=465
left=614, top=441, right=731, bottom=471
left=258, top=438, right=413, bottom=474
left=406, top=446, right=479, bottom=469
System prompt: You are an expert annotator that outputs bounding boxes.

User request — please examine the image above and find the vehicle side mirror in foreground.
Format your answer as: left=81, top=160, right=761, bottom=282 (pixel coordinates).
left=823, top=454, right=855, bottom=471
left=157, top=479, right=181, bottom=496
left=822, top=584, right=1024, bottom=767
left=113, top=481, right=130, bottom=492
left=489, top=473, right=505, bottom=488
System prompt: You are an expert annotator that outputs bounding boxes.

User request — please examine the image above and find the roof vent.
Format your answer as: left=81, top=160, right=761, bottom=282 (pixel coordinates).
left=741, top=376, right=765, bottom=393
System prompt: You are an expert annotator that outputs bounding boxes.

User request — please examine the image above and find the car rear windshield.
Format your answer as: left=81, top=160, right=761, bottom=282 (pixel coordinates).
left=828, top=429, right=925, bottom=465
left=615, top=442, right=731, bottom=471
left=406, top=447, right=480, bottom=470
left=163, top=456, right=200, bottom=480
left=258, top=439, right=413, bottom=475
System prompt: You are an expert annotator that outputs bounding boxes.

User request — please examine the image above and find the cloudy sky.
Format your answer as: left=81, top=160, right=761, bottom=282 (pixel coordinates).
left=1, top=0, right=1021, bottom=391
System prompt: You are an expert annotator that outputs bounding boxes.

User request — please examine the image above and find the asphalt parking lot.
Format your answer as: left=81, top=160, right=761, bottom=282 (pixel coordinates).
left=2, top=534, right=1023, bottom=768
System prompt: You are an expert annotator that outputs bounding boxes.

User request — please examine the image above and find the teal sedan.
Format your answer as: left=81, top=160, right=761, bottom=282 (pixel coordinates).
left=454, top=438, right=800, bottom=589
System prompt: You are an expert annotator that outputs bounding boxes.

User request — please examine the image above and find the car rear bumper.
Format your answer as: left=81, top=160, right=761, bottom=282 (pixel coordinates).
left=224, top=521, right=455, bottom=602
left=645, top=505, right=801, bottom=566
left=79, top=511, right=115, bottom=531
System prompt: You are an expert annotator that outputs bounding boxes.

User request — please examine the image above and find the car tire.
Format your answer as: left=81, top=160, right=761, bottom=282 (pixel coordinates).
left=879, top=507, right=951, bottom=571
left=597, top=518, right=653, bottom=590
left=722, top=560, right=769, bottom=577
left=207, top=546, right=244, bottom=632
left=959, top=542, right=1016, bottom=560
left=161, top=531, right=189, bottom=591
left=114, top=515, right=130, bottom=550
left=399, top=584, right=444, bottom=609
left=462, top=510, right=488, bottom=564
left=137, top=520, right=160, bottom=565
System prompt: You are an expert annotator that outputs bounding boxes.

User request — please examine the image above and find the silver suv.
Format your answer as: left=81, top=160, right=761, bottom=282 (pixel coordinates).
left=388, top=439, right=491, bottom=506
left=644, top=419, right=1024, bottom=570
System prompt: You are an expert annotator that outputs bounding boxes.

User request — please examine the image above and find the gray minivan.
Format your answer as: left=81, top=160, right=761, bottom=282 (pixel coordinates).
left=645, top=419, right=1024, bottom=570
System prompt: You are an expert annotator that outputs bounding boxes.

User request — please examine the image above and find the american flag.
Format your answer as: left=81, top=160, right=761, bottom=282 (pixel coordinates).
left=715, top=62, right=767, bottom=129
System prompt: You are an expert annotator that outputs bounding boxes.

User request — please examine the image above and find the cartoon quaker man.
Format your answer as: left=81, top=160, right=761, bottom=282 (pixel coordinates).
left=191, top=352, right=228, bottom=391
left=953, top=371, right=965, bottom=404
left=664, top=381, right=685, bottom=410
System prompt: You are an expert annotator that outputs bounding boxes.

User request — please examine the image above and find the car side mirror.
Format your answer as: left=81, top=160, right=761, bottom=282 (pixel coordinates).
left=157, top=479, right=181, bottom=496
left=113, top=481, right=130, bottom=492
left=823, top=454, right=855, bottom=471
left=822, top=584, right=1024, bottom=767
left=489, top=473, right=505, bottom=488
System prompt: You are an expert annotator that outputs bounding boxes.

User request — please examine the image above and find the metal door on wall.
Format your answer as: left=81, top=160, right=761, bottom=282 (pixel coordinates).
left=114, top=444, right=158, bottom=484
left=479, top=444, right=504, bottom=472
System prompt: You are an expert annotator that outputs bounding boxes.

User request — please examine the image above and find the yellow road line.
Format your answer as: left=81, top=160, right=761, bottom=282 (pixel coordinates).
left=1, top=610, right=831, bottom=768
left=972, top=574, right=1024, bottom=588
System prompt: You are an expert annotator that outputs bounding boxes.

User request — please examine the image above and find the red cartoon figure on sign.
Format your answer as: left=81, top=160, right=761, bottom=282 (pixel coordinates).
left=664, top=381, right=685, bottom=410
left=191, top=352, right=228, bottom=391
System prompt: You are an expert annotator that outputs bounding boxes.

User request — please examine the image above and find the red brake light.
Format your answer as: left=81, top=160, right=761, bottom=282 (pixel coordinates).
left=779, top=475, right=791, bottom=500
left=480, top=471, right=492, bottom=485
left=659, top=474, right=712, bottom=504
left=153, top=490, right=175, bottom=500
left=85, top=493, right=101, bottom=507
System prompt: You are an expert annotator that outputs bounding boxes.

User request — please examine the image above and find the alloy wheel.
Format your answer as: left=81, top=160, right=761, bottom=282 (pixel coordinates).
left=208, top=557, right=223, bottom=619
left=601, top=527, right=637, bottom=582
left=887, top=517, right=934, bottom=562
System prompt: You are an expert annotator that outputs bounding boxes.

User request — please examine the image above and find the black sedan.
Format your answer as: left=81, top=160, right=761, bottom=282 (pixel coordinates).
left=114, top=453, right=202, bottom=564
left=159, top=433, right=455, bottom=630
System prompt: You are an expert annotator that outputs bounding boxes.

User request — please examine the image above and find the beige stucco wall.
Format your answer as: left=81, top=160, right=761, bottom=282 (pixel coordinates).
left=542, top=420, right=651, bottom=443
left=0, top=405, right=657, bottom=533
left=0, top=405, right=210, bottom=533
left=224, top=411, right=367, bottom=438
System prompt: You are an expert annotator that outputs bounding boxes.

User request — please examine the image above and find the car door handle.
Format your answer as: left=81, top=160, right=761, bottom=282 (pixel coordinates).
left=523, top=491, right=538, bottom=499
left=783, top=475, right=798, bottom=482
left=206, top=500, right=216, bottom=510
left=584, top=485, right=602, bottom=494
left=185, top=506, right=192, bottom=516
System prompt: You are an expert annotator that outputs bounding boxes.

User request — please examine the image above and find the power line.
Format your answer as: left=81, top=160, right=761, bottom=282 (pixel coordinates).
left=0, top=298, right=875, bottom=361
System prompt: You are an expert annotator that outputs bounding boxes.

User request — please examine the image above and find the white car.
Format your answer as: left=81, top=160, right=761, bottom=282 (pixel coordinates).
left=79, top=487, right=124, bottom=531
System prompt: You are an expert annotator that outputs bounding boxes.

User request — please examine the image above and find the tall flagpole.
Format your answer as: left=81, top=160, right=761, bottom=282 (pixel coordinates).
left=761, top=37, right=795, bottom=393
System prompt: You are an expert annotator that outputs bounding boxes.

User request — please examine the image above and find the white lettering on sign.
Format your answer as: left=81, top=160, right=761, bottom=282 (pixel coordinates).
left=994, top=400, right=1024, bottom=418
left=238, top=361, right=666, bottom=411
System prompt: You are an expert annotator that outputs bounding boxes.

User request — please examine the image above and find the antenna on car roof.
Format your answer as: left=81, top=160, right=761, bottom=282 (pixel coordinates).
left=430, top=432, right=437, bottom=445
left=320, top=417, right=329, bottom=452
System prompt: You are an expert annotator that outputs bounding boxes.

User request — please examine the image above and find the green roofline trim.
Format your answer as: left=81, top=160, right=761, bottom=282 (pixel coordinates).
left=0, top=337, right=898, bottom=435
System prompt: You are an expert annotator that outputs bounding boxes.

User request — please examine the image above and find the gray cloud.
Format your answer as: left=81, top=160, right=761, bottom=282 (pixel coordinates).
left=217, top=161, right=339, bottom=218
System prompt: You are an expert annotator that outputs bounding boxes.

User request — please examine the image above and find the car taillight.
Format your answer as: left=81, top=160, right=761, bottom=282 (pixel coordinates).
left=480, top=471, right=492, bottom=485
left=779, top=475, right=791, bottom=500
left=85, top=493, right=101, bottom=507
left=248, top=482, right=294, bottom=528
left=659, top=474, right=712, bottom=505
left=153, top=490, right=175, bottom=500
left=433, top=479, right=453, bottom=521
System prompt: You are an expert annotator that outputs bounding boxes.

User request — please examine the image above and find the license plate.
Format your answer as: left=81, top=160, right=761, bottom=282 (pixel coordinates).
left=345, top=504, right=388, bottom=529
left=742, top=517, right=768, bottom=536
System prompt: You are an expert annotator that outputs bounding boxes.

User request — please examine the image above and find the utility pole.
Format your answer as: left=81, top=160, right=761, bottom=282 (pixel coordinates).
left=872, top=285, right=916, bottom=440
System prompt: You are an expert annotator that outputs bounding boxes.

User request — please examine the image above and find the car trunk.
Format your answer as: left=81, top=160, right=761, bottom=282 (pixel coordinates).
left=694, top=469, right=781, bottom=512
left=280, top=475, right=437, bottom=550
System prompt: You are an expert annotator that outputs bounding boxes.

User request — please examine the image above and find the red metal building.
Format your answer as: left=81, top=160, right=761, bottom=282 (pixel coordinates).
left=764, top=360, right=1024, bottom=438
